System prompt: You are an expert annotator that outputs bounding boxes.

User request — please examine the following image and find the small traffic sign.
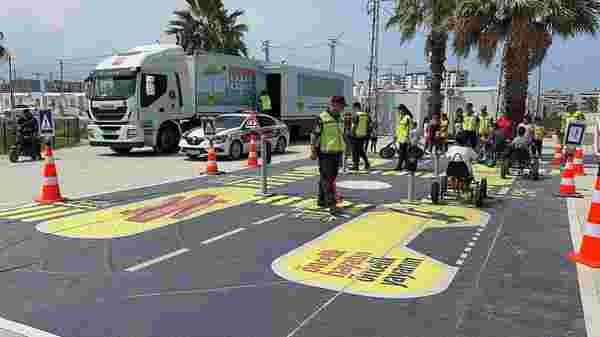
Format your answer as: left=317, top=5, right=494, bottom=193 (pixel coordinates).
left=39, top=109, right=55, bottom=136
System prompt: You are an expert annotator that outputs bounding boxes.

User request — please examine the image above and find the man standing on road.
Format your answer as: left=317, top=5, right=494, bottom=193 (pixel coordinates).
left=463, top=103, right=478, bottom=148
left=310, top=96, right=347, bottom=215
left=350, top=102, right=371, bottom=171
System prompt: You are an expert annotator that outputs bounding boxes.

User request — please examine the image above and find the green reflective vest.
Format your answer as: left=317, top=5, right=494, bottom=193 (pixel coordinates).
left=575, top=111, right=585, bottom=121
left=260, top=95, right=272, bottom=111
left=320, top=111, right=345, bottom=153
left=353, top=111, right=369, bottom=138
left=463, top=115, right=475, bottom=131
left=395, top=114, right=411, bottom=143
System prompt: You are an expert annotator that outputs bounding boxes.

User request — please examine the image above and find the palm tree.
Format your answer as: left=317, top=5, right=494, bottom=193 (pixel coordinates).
left=453, top=0, right=600, bottom=123
left=386, top=0, right=458, bottom=118
left=166, top=0, right=248, bottom=57
left=165, top=10, right=204, bottom=55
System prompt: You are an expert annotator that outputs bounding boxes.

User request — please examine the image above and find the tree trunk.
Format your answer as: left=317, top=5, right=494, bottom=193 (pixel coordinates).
left=503, top=16, right=529, bottom=126
left=428, top=31, right=447, bottom=119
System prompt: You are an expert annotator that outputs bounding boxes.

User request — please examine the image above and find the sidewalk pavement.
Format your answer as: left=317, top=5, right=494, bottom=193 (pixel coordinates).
left=567, top=145, right=600, bottom=337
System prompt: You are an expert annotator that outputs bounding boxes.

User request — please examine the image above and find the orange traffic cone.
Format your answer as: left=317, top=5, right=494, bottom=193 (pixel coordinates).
left=206, top=144, right=221, bottom=175
left=247, top=135, right=258, bottom=168
left=574, top=147, right=586, bottom=176
left=552, top=143, right=562, bottom=168
left=35, top=146, right=64, bottom=203
left=568, top=167, right=600, bottom=267
left=554, top=162, right=582, bottom=198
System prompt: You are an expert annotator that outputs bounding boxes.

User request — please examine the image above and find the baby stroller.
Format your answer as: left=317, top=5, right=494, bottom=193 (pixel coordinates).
left=431, top=153, right=486, bottom=207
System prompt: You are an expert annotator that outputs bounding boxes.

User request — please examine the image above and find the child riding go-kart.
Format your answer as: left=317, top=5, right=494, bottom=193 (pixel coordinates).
left=499, top=127, right=540, bottom=180
left=430, top=135, right=486, bottom=207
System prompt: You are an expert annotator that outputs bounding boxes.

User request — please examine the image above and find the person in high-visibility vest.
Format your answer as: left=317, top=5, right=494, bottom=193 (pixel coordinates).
left=533, top=116, right=545, bottom=157
left=259, top=90, right=272, bottom=115
left=394, top=104, right=413, bottom=171
left=439, top=112, right=449, bottom=152
left=463, top=103, right=478, bottom=148
left=350, top=102, right=371, bottom=170
left=310, top=96, right=347, bottom=215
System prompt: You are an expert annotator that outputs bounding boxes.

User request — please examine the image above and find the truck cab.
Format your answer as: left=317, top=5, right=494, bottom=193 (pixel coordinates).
left=87, top=44, right=194, bottom=154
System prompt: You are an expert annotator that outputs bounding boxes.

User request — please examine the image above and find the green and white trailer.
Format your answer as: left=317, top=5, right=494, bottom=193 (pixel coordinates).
left=86, top=44, right=352, bottom=154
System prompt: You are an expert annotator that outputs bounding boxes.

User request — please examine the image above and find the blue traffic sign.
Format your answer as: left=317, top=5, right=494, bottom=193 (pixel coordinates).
left=38, top=109, right=55, bottom=136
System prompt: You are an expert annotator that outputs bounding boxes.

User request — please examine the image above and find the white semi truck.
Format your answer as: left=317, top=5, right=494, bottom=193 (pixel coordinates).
left=85, top=44, right=352, bottom=154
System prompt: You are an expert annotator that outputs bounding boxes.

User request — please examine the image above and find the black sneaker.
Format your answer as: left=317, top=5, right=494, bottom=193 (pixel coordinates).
left=364, top=164, right=371, bottom=170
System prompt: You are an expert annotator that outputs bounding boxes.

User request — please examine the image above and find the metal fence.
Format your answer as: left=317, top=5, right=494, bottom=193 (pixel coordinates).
left=0, top=117, right=87, bottom=154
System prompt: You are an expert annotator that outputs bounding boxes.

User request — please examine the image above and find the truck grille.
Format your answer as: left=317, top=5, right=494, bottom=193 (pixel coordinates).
left=91, top=106, right=128, bottom=121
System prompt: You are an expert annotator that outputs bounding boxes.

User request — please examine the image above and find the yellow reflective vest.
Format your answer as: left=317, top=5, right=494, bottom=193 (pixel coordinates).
left=479, top=114, right=490, bottom=134
left=353, top=111, right=369, bottom=138
left=396, top=114, right=411, bottom=143
left=463, top=115, right=475, bottom=131
left=319, top=111, right=345, bottom=153
left=260, top=95, right=272, bottom=111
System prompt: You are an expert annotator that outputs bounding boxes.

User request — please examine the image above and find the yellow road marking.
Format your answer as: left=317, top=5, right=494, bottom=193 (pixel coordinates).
left=5, top=206, right=70, bottom=220
left=37, top=187, right=260, bottom=239
left=255, top=195, right=289, bottom=204
left=26, top=209, right=84, bottom=222
left=0, top=204, right=55, bottom=217
left=272, top=201, right=491, bottom=299
left=293, top=198, right=319, bottom=208
left=272, top=196, right=304, bottom=206
left=269, top=176, right=301, bottom=183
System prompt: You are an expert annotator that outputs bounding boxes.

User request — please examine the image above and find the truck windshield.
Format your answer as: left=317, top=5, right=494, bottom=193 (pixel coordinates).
left=92, top=75, right=136, bottom=99
left=214, top=116, right=246, bottom=130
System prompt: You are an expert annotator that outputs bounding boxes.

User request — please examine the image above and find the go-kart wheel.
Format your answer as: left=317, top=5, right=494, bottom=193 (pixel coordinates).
left=481, top=178, right=487, bottom=198
left=431, top=182, right=440, bottom=204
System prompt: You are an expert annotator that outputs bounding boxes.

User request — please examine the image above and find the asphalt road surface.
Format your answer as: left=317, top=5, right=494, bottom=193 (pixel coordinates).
left=0, top=154, right=586, bottom=337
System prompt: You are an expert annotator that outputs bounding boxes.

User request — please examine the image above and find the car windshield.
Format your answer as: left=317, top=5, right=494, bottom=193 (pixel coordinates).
left=92, top=75, right=136, bottom=99
left=214, top=116, right=246, bottom=130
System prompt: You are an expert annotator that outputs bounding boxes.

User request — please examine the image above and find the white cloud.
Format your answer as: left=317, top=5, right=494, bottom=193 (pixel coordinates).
left=1, top=0, right=82, bottom=30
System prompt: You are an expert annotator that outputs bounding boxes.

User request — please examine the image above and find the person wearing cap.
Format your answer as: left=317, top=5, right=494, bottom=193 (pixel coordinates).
left=310, top=96, right=347, bottom=215
left=394, top=104, right=413, bottom=170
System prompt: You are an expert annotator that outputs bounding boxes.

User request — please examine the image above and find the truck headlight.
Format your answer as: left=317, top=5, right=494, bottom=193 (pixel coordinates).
left=127, top=127, right=137, bottom=138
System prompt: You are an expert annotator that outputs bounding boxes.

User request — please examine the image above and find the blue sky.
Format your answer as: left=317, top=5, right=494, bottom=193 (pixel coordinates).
left=0, top=0, right=598, bottom=93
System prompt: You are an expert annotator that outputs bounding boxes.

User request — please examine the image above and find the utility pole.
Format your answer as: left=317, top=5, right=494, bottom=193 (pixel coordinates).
left=328, top=38, right=338, bottom=72
left=59, top=59, right=64, bottom=114
left=262, top=40, right=271, bottom=63
left=366, top=0, right=381, bottom=119
left=8, top=55, right=14, bottom=109
left=536, top=61, right=543, bottom=119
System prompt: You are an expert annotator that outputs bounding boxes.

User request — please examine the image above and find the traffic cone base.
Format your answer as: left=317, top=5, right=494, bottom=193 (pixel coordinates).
left=36, top=146, right=64, bottom=203
left=568, top=166, right=600, bottom=267
left=568, top=236, right=600, bottom=268
left=554, top=162, right=583, bottom=198
left=206, top=145, right=224, bottom=175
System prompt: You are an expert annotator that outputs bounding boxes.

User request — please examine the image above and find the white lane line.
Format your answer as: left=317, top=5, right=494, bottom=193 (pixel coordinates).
left=0, top=316, right=62, bottom=337
left=201, top=228, right=246, bottom=245
left=477, top=227, right=485, bottom=231
left=464, top=247, right=472, bottom=252
left=471, top=236, right=479, bottom=241
left=252, top=213, right=287, bottom=225
left=497, top=187, right=510, bottom=195
left=460, top=253, right=468, bottom=259
left=474, top=232, right=481, bottom=236
left=125, top=248, right=190, bottom=272
left=456, top=259, right=464, bottom=266
left=468, top=242, right=476, bottom=247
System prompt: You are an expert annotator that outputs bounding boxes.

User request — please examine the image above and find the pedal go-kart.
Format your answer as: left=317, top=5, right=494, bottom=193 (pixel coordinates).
left=379, top=141, right=425, bottom=160
left=499, top=143, right=540, bottom=180
left=430, top=153, right=487, bottom=208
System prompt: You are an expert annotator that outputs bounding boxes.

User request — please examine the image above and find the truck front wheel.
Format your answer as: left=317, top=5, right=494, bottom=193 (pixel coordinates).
left=155, top=125, right=180, bottom=154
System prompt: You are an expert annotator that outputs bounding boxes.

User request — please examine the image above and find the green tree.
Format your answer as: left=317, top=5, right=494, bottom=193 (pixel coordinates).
left=165, top=0, right=248, bottom=57
left=386, top=0, right=458, bottom=118
left=453, top=0, right=600, bottom=123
